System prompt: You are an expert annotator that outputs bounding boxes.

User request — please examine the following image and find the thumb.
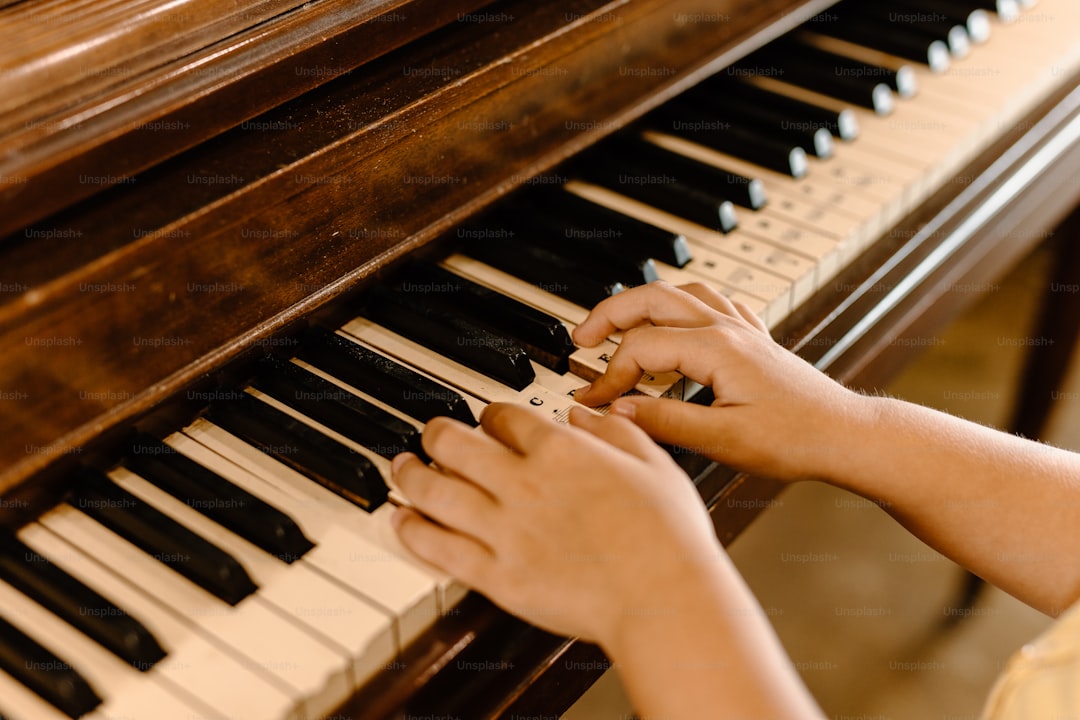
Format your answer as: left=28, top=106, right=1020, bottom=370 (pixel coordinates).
left=610, top=396, right=733, bottom=462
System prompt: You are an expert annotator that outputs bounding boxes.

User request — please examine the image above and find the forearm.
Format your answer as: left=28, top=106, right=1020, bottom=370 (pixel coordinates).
left=604, top=555, right=824, bottom=720
left=822, top=394, right=1080, bottom=615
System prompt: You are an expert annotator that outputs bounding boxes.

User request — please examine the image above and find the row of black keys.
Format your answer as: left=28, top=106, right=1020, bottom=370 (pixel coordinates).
left=455, top=0, right=1014, bottom=300
left=0, top=246, right=640, bottom=716
left=0, top=321, right=486, bottom=718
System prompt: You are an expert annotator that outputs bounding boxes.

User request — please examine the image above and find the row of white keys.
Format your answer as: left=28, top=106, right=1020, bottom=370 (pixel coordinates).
left=169, top=425, right=447, bottom=643
left=755, top=81, right=970, bottom=214
left=642, top=131, right=902, bottom=264
left=106, top=466, right=398, bottom=686
left=36, top=503, right=349, bottom=720
left=564, top=180, right=826, bottom=306
left=236, top=382, right=468, bottom=613
left=0, top=573, right=215, bottom=720
left=15, top=523, right=300, bottom=720
left=798, top=3, right=1080, bottom=174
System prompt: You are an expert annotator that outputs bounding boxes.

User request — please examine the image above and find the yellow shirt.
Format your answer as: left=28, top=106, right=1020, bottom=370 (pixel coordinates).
left=982, top=601, right=1080, bottom=719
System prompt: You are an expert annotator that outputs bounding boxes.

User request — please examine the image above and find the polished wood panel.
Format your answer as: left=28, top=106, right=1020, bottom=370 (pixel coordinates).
left=0, top=0, right=494, bottom=236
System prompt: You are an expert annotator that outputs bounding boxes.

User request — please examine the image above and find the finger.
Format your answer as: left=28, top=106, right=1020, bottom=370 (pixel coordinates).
left=609, top=396, right=733, bottom=461
left=572, top=281, right=720, bottom=347
left=392, top=507, right=494, bottom=588
left=574, top=326, right=717, bottom=406
left=673, top=282, right=768, bottom=336
left=421, top=416, right=520, bottom=496
left=676, top=282, right=769, bottom=333
left=675, top=282, right=740, bottom=316
left=568, top=406, right=669, bottom=463
left=480, top=402, right=562, bottom=457
left=731, top=299, right=770, bottom=333
left=393, top=454, right=500, bottom=544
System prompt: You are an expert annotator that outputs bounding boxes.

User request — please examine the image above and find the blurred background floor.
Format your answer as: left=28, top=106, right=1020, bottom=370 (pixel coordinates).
left=563, top=241, right=1078, bottom=719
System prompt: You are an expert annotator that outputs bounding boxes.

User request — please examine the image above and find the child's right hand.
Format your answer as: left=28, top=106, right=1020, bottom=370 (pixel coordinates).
left=572, top=281, right=868, bottom=483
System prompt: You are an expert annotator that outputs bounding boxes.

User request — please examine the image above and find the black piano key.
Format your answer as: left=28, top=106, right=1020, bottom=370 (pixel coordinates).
left=461, top=228, right=624, bottom=308
left=297, top=327, right=477, bottom=426
left=70, top=469, right=257, bottom=606
left=708, top=78, right=859, bottom=141
left=838, top=2, right=972, bottom=57
left=0, top=615, right=102, bottom=719
left=488, top=204, right=659, bottom=288
left=676, top=85, right=835, bottom=158
left=399, top=263, right=575, bottom=373
left=366, top=285, right=536, bottom=391
left=943, top=0, right=1018, bottom=22
left=580, top=136, right=766, bottom=211
left=207, top=393, right=390, bottom=512
left=889, top=0, right=993, bottom=43
left=0, top=533, right=166, bottom=671
left=251, top=356, right=423, bottom=458
left=766, top=38, right=915, bottom=101
left=125, top=433, right=315, bottom=563
left=808, top=15, right=951, bottom=71
left=526, top=187, right=700, bottom=260
left=738, top=48, right=889, bottom=115
left=646, top=101, right=808, bottom=178
left=573, top=143, right=742, bottom=229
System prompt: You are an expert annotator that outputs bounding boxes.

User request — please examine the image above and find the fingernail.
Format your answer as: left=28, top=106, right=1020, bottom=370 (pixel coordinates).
left=391, top=453, right=411, bottom=474
left=610, top=397, right=638, bottom=420
left=572, top=384, right=591, bottom=400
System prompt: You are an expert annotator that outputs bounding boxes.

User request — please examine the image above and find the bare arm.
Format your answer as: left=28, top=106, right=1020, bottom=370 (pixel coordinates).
left=818, top=396, right=1080, bottom=616
left=573, top=282, right=1080, bottom=615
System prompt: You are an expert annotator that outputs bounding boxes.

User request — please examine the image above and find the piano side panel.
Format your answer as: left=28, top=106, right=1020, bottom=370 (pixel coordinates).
left=0, top=0, right=835, bottom=496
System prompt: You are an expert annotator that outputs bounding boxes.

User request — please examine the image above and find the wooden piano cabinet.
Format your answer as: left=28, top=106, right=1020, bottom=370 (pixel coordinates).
left=3, top=0, right=1080, bottom=716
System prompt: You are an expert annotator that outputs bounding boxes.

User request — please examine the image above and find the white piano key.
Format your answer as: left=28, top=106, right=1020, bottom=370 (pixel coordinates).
left=16, top=523, right=301, bottom=720
left=168, top=425, right=445, bottom=642
left=36, top=504, right=351, bottom=720
left=0, top=575, right=215, bottom=720
left=0, top=669, right=77, bottom=720
left=107, top=466, right=398, bottom=687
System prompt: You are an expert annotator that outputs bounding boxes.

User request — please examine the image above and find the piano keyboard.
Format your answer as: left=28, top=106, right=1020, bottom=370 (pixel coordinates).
left=2, top=1, right=1078, bottom=717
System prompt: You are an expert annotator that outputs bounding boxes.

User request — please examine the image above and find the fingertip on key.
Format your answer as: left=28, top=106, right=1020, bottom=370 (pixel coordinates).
left=391, top=452, right=414, bottom=475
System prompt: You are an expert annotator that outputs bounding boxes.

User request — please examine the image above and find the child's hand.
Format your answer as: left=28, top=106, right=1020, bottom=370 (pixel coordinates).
left=573, top=281, right=865, bottom=482
left=391, top=403, right=729, bottom=648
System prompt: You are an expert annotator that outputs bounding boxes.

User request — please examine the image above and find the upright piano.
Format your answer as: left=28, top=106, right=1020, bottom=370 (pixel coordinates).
left=1, top=0, right=1078, bottom=717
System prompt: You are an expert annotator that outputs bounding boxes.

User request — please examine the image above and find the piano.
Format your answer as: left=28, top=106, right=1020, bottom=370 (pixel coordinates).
left=1, top=0, right=1078, bottom=716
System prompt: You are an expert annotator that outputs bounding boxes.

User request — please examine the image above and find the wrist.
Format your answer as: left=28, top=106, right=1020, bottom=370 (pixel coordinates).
left=811, top=391, right=941, bottom=503
left=804, top=389, right=890, bottom=486
left=600, top=550, right=745, bottom=661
